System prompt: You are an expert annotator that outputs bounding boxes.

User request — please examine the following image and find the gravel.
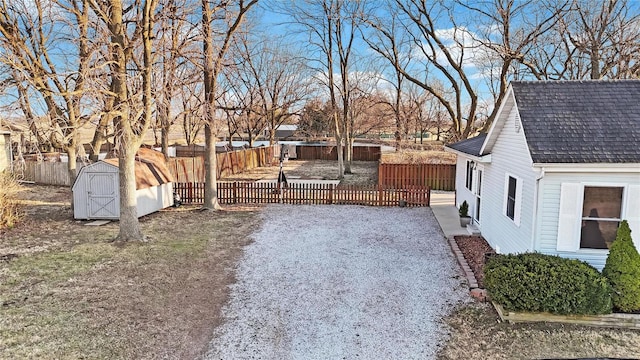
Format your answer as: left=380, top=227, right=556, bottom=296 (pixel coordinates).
left=205, top=205, right=469, bottom=360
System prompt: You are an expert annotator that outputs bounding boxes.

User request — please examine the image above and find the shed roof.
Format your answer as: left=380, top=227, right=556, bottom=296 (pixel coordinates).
left=103, top=148, right=174, bottom=190
left=511, top=80, right=640, bottom=163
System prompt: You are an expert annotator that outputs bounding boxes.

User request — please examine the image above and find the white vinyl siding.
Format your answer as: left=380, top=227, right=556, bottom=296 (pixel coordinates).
left=536, top=172, right=640, bottom=270
left=479, top=103, right=537, bottom=254
left=455, top=156, right=477, bottom=216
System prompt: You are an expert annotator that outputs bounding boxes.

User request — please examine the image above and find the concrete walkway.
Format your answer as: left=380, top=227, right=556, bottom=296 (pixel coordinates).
left=430, top=191, right=469, bottom=238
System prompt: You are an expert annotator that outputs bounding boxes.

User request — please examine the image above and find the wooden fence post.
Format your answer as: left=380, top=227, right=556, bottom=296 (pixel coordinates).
left=232, top=181, right=237, bottom=204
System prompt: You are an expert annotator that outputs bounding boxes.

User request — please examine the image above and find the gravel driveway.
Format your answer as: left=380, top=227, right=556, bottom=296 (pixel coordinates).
left=205, top=205, right=468, bottom=359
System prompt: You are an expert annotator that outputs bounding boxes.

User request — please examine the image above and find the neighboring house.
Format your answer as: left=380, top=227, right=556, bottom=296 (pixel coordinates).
left=264, top=124, right=298, bottom=139
left=72, top=148, right=174, bottom=220
left=446, top=80, right=640, bottom=270
left=0, top=130, right=11, bottom=172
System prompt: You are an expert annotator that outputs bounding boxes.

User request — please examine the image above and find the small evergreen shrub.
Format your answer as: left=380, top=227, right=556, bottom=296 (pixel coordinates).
left=484, top=253, right=612, bottom=315
left=602, top=221, right=640, bottom=313
left=459, top=200, right=469, bottom=217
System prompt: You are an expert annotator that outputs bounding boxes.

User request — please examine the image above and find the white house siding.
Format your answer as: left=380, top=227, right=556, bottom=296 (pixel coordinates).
left=480, top=105, right=539, bottom=254
left=535, top=171, right=640, bottom=270
left=455, top=156, right=477, bottom=214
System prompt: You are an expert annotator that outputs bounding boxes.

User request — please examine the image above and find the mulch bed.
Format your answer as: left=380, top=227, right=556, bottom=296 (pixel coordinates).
left=454, top=235, right=495, bottom=288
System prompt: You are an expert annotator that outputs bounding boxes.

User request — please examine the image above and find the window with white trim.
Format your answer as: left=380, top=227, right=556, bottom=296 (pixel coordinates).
left=580, top=186, right=623, bottom=249
left=556, top=182, right=640, bottom=252
left=465, top=161, right=474, bottom=190
left=506, top=176, right=517, bottom=220
left=502, top=174, right=522, bottom=226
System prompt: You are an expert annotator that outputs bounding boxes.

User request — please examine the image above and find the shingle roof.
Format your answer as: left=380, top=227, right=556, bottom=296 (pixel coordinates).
left=446, top=133, right=487, bottom=157
left=103, top=148, right=174, bottom=190
left=511, top=80, right=640, bottom=163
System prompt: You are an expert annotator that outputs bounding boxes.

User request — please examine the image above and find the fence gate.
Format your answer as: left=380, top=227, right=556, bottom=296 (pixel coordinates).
left=86, top=173, right=119, bottom=219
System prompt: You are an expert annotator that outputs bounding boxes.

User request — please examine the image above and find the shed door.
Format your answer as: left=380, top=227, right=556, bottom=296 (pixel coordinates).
left=87, top=173, right=118, bottom=219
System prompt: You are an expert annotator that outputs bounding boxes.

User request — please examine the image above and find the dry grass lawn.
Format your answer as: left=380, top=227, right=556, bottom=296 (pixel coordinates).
left=221, top=159, right=379, bottom=186
left=439, top=302, right=640, bottom=359
left=1, top=185, right=262, bottom=359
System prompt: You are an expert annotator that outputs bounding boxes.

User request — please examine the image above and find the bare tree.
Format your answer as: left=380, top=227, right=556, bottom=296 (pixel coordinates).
left=298, top=98, right=333, bottom=139
left=460, top=0, right=567, bottom=131
left=0, top=0, right=98, bottom=182
left=403, top=83, right=449, bottom=144
left=529, top=0, right=640, bottom=80
left=362, top=9, right=410, bottom=150
left=154, top=0, right=199, bottom=157
left=349, top=90, right=393, bottom=140
left=200, top=0, right=257, bottom=210
left=88, top=0, right=159, bottom=241
left=233, top=35, right=312, bottom=146
left=176, top=76, right=205, bottom=145
left=285, top=0, right=363, bottom=178
left=367, top=0, right=563, bottom=139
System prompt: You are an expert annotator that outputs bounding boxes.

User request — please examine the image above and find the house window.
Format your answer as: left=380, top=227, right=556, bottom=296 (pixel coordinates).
left=580, top=186, right=623, bottom=249
left=465, top=161, right=474, bottom=190
left=506, top=176, right=517, bottom=220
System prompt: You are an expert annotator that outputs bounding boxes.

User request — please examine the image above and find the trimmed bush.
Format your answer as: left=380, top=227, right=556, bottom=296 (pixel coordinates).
left=602, top=221, right=640, bottom=313
left=484, top=253, right=612, bottom=315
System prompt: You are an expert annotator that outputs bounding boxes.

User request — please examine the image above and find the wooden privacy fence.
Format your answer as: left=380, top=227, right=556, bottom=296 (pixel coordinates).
left=169, top=145, right=276, bottom=182
left=378, top=163, right=456, bottom=191
left=18, top=161, right=84, bottom=186
left=296, top=145, right=381, bottom=161
left=17, top=145, right=276, bottom=186
left=174, top=182, right=430, bottom=207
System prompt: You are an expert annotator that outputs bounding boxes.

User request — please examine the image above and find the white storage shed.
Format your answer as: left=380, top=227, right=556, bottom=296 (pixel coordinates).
left=0, top=130, right=11, bottom=172
left=72, top=148, right=174, bottom=220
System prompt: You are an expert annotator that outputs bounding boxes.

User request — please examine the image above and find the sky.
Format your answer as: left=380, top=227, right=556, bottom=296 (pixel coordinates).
left=253, top=0, right=501, bottom=112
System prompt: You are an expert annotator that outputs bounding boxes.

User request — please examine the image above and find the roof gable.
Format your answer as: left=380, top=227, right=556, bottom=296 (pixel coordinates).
left=512, top=80, right=640, bottom=164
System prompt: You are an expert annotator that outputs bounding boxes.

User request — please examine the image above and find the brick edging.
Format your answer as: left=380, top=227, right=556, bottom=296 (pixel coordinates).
left=447, top=236, right=488, bottom=302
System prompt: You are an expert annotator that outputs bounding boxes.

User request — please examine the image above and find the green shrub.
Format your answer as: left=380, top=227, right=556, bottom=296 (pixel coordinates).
left=484, top=253, right=612, bottom=315
left=602, top=220, right=640, bottom=313
left=459, top=200, right=469, bottom=217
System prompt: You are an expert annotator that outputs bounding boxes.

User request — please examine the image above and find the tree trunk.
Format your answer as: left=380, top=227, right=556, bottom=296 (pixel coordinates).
left=161, top=121, right=170, bottom=159
left=117, top=147, right=143, bottom=241
left=344, top=136, right=352, bottom=174
left=203, top=123, right=221, bottom=209
left=200, top=0, right=256, bottom=210
left=67, top=145, right=78, bottom=184
left=336, top=138, right=344, bottom=179
left=270, top=128, right=276, bottom=146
